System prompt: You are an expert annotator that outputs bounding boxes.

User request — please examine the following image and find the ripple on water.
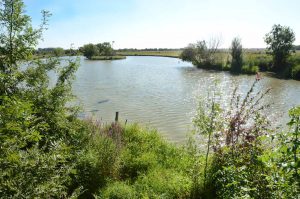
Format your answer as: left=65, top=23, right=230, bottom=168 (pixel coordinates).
left=71, top=56, right=300, bottom=143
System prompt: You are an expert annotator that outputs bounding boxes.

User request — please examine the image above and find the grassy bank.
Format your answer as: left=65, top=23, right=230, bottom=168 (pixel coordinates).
left=3, top=89, right=300, bottom=198
left=116, top=49, right=300, bottom=78
left=116, top=50, right=181, bottom=58
left=88, top=55, right=126, bottom=60
left=187, top=50, right=300, bottom=78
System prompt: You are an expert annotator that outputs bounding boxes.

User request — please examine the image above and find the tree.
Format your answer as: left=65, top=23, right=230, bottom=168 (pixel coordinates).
left=0, top=0, right=50, bottom=96
left=53, top=47, right=65, bottom=56
left=181, top=36, right=222, bottom=68
left=0, top=0, right=81, bottom=197
left=81, top=43, right=99, bottom=59
left=96, top=42, right=114, bottom=56
left=264, top=24, right=295, bottom=72
left=180, top=44, right=196, bottom=62
left=230, top=37, right=243, bottom=73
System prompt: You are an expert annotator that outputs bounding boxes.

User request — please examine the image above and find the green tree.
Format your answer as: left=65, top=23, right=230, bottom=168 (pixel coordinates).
left=96, top=42, right=114, bottom=56
left=180, top=44, right=196, bottom=62
left=53, top=47, right=65, bottom=56
left=181, top=37, right=221, bottom=68
left=0, top=0, right=82, bottom=197
left=0, top=0, right=50, bottom=96
left=81, top=43, right=99, bottom=59
left=230, top=37, right=243, bottom=73
left=265, top=24, right=295, bottom=72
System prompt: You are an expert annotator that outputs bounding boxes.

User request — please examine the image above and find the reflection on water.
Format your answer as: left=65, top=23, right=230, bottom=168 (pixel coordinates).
left=72, top=56, right=300, bottom=142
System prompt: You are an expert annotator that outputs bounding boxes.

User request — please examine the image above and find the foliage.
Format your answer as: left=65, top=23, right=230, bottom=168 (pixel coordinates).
left=192, top=81, right=274, bottom=198
left=96, top=42, right=114, bottom=56
left=243, top=52, right=272, bottom=72
left=100, top=182, right=137, bottom=199
left=291, top=64, right=300, bottom=79
left=134, top=168, right=192, bottom=199
left=180, top=43, right=196, bottom=62
left=181, top=37, right=223, bottom=69
left=279, top=107, right=300, bottom=196
left=261, top=107, right=300, bottom=198
left=81, top=43, right=99, bottom=59
left=117, top=50, right=180, bottom=58
left=265, top=24, right=296, bottom=72
left=0, top=0, right=81, bottom=198
left=241, top=65, right=259, bottom=74
left=193, top=39, right=221, bottom=67
left=89, top=55, right=126, bottom=60
left=120, top=124, right=191, bottom=180
left=72, top=135, right=120, bottom=198
left=192, top=82, right=223, bottom=191
left=80, top=42, right=114, bottom=59
left=230, top=37, right=243, bottom=73
left=53, top=47, right=65, bottom=57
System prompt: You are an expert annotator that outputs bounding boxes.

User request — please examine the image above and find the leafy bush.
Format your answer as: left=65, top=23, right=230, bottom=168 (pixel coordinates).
left=289, top=55, right=300, bottom=79
left=260, top=107, right=300, bottom=198
left=181, top=38, right=223, bottom=69
left=120, top=124, right=191, bottom=180
left=99, top=182, right=136, bottom=199
left=0, top=1, right=82, bottom=198
left=180, top=44, right=196, bottom=62
left=67, top=121, right=124, bottom=198
left=134, top=168, right=192, bottom=198
left=72, top=136, right=120, bottom=198
left=291, top=64, right=300, bottom=79
left=191, top=81, right=274, bottom=198
left=241, top=65, right=259, bottom=74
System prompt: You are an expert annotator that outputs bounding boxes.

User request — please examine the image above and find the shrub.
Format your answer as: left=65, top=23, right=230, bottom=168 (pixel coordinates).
left=71, top=123, right=121, bottom=198
left=261, top=106, right=300, bottom=198
left=241, top=65, right=259, bottom=74
left=192, top=81, right=273, bottom=198
left=100, top=182, right=136, bottom=199
left=291, top=64, right=300, bottom=79
left=180, top=44, right=196, bottom=62
left=244, top=53, right=272, bottom=71
left=181, top=37, right=222, bottom=69
left=134, top=168, right=192, bottom=199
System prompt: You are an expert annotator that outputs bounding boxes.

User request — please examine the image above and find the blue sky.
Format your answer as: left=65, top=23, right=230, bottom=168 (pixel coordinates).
left=24, top=0, right=300, bottom=49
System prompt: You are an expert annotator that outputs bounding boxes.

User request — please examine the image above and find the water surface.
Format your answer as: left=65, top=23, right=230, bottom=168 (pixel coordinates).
left=72, top=56, right=300, bottom=142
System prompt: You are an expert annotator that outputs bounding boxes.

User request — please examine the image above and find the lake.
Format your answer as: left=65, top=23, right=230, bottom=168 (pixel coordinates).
left=72, top=56, right=300, bottom=142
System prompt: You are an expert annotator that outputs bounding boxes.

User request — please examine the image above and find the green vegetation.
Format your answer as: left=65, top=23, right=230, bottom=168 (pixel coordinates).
left=265, top=24, right=295, bottom=72
left=1, top=0, right=299, bottom=198
left=116, top=49, right=181, bottom=58
left=89, top=55, right=126, bottom=60
left=180, top=25, right=300, bottom=79
left=33, top=47, right=80, bottom=59
left=180, top=40, right=261, bottom=75
left=80, top=42, right=121, bottom=60
left=230, top=37, right=243, bottom=73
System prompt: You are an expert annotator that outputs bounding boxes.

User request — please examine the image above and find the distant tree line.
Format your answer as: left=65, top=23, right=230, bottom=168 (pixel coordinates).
left=117, top=48, right=183, bottom=52
left=35, top=47, right=79, bottom=57
left=294, top=45, right=300, bottom=50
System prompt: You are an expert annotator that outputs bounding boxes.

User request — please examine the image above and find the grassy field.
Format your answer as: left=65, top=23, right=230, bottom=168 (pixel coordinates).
left=88, top=55, right=126, bottom=60
left=116, top=50, right=181, bottom=58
